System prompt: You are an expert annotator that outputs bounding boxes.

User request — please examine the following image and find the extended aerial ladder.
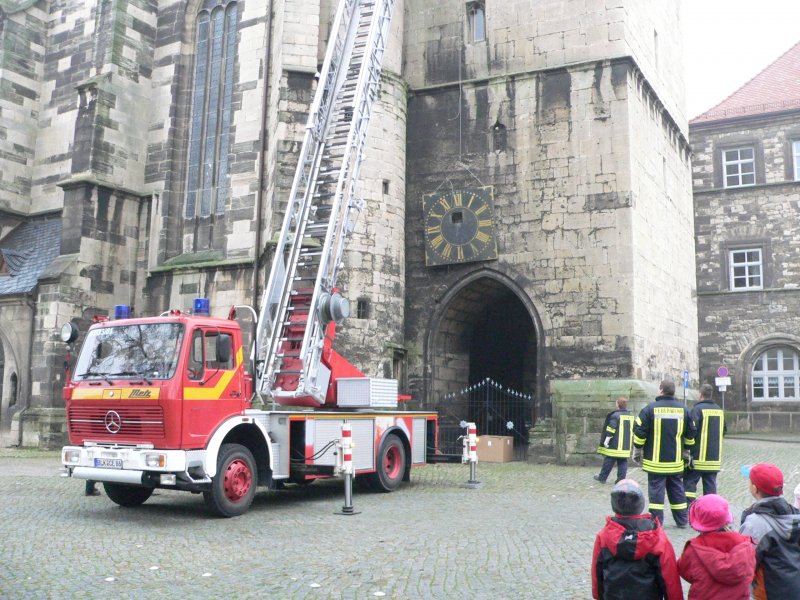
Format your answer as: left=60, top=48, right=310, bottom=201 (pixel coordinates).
left=254, top=0, right=395, bottom=406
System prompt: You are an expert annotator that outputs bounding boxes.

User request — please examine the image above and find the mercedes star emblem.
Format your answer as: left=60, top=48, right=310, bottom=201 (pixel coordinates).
left=104, top=410, right=122, bottom=434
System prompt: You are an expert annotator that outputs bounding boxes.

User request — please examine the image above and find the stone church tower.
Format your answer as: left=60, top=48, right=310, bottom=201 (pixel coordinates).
left=0, top=0, right=696, bottom=462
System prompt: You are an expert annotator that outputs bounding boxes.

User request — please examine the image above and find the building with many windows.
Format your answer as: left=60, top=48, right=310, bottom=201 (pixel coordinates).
left=691, top=40, right=800, bottom=430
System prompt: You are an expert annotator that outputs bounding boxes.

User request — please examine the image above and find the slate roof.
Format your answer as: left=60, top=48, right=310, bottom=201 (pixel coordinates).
left=691, top=40, right=800, bottom=124
left=0, top=217, right=62, bottom=296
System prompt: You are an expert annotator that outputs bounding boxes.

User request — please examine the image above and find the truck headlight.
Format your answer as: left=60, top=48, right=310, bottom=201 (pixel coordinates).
left=145, top=453, right=166, bottom=468
left=63, top=450, right=81, bottom=463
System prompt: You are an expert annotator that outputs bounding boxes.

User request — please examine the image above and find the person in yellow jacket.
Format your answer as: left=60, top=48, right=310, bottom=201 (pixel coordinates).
left=593, top=397, right=634, bottom=484
left=633, top=379, right=696, bottom=527
left=684, top=383, right=726, bottom=506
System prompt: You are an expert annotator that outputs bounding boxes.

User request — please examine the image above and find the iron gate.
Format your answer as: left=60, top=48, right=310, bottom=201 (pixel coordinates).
left=436, top=378, right=534, bottom=461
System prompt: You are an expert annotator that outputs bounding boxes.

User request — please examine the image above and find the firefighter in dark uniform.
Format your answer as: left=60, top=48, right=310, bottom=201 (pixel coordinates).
left=633, top=379, right=695, bottom=527
left=593, top=396, right=634, bottom=484
left=684, top=383, right=726, bottom=505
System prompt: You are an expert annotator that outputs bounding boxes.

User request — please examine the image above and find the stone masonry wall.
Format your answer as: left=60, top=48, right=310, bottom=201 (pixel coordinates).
left=403, top=0, right=684, bottom=124
left=692, top=111, right=800, bottom=419
left=31, top=2, right=107, bottom=211
left=0, top=2, right=47, bottom=214
left=403, top=60, right=652, bottom=393
left=402, top=1, right=689, bottom=400
left=627, top=70, right=697, bottom=384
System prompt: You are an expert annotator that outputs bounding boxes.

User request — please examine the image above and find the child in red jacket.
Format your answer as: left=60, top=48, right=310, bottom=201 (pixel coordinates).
left=677, top=494, right=755, bottom=599
left=592, top=479, right=683, bottom=600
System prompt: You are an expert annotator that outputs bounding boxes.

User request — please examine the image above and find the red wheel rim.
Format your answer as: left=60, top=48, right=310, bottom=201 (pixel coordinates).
left=223, top=458, right=252, bottom=502
left=384, top=444, right=402, bottom=480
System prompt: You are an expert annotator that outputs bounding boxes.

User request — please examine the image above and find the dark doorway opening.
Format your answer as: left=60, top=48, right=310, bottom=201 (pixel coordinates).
left=469, top=292, right=532, bottom=390
left=431, top=277, right=538, bottom=459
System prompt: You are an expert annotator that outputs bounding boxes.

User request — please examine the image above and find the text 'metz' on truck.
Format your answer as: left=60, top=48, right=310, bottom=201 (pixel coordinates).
left=60, top=0, right=440, bottom=517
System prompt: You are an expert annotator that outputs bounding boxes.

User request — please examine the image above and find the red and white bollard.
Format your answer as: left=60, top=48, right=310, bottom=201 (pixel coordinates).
left=337, top=422, right=359, bottom=515
left=462, top=422, right=481, bottom=489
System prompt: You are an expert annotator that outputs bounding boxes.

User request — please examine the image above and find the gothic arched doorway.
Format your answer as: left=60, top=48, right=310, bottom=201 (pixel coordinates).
left=428, top=273, right=542, bottom=458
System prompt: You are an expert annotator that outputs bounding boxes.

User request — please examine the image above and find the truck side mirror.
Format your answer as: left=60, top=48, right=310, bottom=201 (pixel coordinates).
left=217, top=334, right=232, bottom=365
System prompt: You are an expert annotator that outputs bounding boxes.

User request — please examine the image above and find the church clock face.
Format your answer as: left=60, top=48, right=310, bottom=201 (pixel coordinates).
left=422, top=187, right=498, bottom=266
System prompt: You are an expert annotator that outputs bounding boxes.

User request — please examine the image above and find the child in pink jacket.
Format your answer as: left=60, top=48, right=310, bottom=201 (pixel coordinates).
left=677, top=494, right=755, bottom=599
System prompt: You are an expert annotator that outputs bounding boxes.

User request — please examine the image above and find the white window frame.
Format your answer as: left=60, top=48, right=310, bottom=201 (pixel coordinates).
left=793, top=140, right=800, bottom=181
left=729, top=248, right=762, bottom=291
left=722, top=147, right=755, bottom=188
left=752, top=347, right=800, bottom=402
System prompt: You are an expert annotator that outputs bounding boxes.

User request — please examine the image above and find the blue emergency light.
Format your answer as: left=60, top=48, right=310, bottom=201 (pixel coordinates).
left=193, top=298, right=210, bottom=316
left=114, top=305, right=131, bottom=319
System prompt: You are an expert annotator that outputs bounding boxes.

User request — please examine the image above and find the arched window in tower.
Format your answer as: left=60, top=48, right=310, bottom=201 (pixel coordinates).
left=185, top=0, right=239, bottom=218
left=751, top=346, right=800, bottom=401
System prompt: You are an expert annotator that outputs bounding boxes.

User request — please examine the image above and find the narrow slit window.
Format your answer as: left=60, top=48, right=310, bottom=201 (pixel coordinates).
left=468, top=2, right=486, bottom=43
left=492, top=122, right=507, bottom=152
left=356, top=298, right=370, bottom=320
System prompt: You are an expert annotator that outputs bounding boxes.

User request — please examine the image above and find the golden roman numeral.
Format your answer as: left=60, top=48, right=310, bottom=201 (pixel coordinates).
left=470, top=242, right=479, bottom=255
left=474, top=204, right=488, bottom=216
left=426, top=224, right=442, bottom=235
left=442, top=243, right=452, bottom=259
left=438, top=197, right=451, bottom=211
left=478, top=219, right=493, bottom=228
left=476, top=231, right=491, bottom=243
left=453, top=192, right=463, bottom=207
left=456, top=246, right=464, bottom=261
left=467, top=193, right=476, bottom=208
left=430, top=234, right=445, bottom=249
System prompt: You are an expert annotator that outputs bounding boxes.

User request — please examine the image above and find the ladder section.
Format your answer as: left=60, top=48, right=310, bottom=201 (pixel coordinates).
left=255, top=0, right=395, bottom=405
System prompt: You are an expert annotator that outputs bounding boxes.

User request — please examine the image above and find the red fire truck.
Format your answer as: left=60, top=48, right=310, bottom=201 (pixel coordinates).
left=60, top=0, right=439, bottom=517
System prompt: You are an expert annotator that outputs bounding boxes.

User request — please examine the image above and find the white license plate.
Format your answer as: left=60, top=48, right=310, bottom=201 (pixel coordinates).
left=94, top=458, right=123, bottom=469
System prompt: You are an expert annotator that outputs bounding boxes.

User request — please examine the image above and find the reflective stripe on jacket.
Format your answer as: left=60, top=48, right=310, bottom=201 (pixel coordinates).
left=598, top=409, right=633, bottom=458
left=689, top=400, right=726, bottom=471
left=633, top=396, right=695, bottom=474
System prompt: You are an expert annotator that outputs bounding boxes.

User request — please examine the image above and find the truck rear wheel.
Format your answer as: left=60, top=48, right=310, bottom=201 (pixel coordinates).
left=366, top=433, right=406, bottom=492
left=204, top=443, right=257, bottom=517
left=103, top=482, right=154, bottom=507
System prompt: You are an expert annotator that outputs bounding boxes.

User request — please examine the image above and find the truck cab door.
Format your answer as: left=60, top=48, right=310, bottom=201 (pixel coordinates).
left=182, top=327, right=244, bottom=447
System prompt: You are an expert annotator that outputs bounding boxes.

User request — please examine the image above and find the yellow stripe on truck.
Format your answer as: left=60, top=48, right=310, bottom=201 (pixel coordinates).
left=71, top=388, right=161, bottom=400
left=183, top=347, right=243, bottom=401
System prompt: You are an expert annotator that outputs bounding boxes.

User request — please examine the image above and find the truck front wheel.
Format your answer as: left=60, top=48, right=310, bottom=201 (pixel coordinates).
left=366, top=433, right=406, bottom=492
left=103, top=482, right=154, bottom=507
left=204, top=443, right=257, bottom=517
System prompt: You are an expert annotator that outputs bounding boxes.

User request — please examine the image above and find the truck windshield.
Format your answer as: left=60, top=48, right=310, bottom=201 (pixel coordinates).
left=73, top=323, right=184, bottom=381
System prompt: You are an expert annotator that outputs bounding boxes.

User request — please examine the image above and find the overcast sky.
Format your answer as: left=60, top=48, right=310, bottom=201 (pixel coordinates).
left=682, top=0, right=800, bottom=118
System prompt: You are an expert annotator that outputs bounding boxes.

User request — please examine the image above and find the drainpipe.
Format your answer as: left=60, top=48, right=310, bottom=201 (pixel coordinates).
left=251, top=0, right=274, bottom=309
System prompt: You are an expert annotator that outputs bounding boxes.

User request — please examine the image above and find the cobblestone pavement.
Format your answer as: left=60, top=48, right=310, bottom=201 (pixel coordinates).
left=0, top=437, right=798, bottom=599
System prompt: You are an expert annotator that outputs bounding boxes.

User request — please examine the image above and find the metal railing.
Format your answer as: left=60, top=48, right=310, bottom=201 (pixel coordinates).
left=435, top=378, right=534, bottom=461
